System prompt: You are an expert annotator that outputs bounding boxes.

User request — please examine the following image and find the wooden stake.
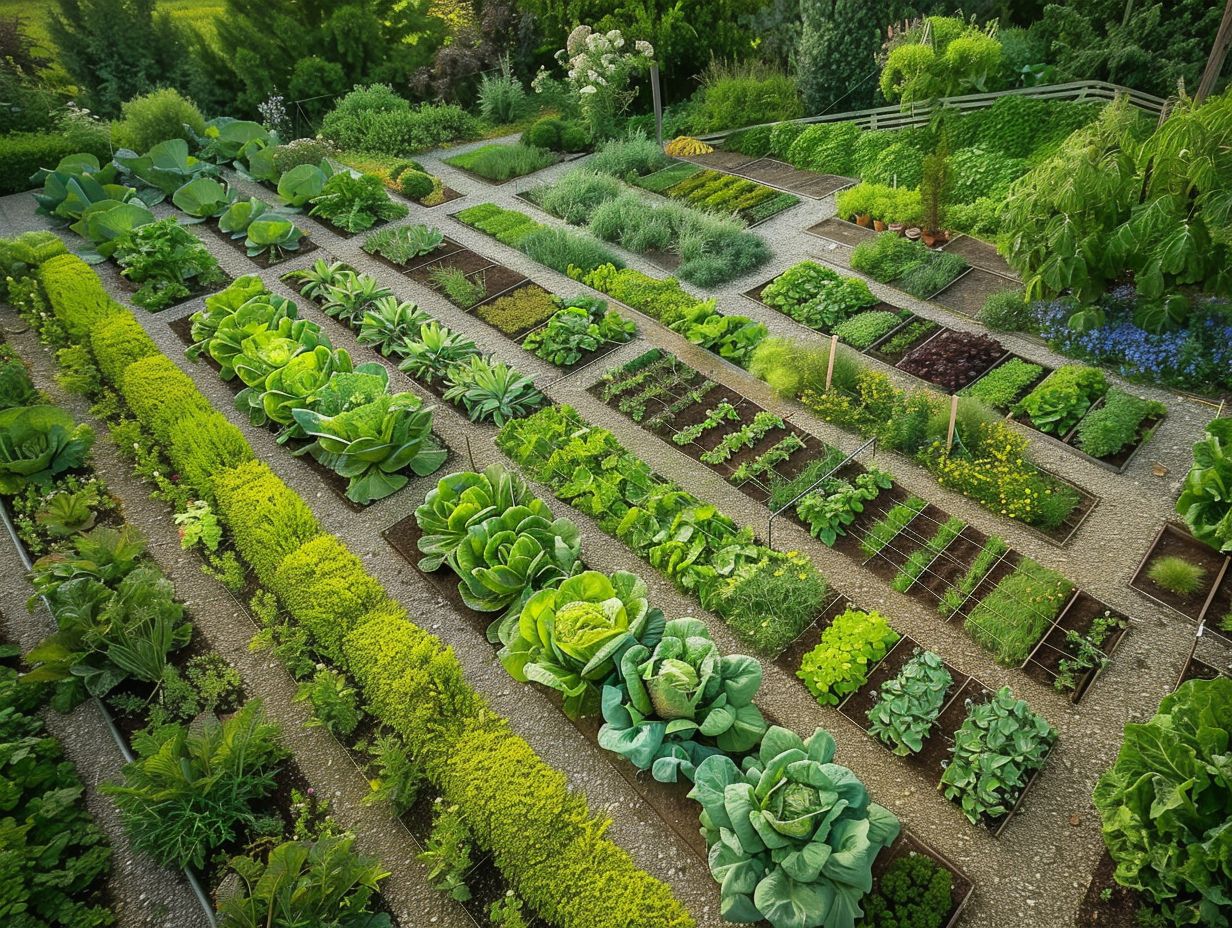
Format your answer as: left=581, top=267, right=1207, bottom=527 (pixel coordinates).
left=1197, top=0, right=1232, bottom=104
left=824, top=335, right=838, bottom=391
left=945, top=393, right=959, bottom=453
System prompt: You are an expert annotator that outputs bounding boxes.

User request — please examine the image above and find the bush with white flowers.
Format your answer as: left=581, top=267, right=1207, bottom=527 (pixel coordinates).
left=535, top=25, right=654, bottom=141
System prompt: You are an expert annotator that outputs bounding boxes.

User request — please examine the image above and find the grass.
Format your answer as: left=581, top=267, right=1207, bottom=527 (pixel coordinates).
left=444, top=143, right=555, bottom=182
left=860, top=497, right=926, bottom=558
left=938, top=536, right=1007, bottom=617
left=1146, top=556, right=1206, bottom=596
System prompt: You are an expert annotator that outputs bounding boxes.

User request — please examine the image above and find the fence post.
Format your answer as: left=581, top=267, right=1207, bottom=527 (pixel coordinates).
left=825, top=335, right=838, bottom=391
left=945, top=394, right=959, bottom=453
left=650, top=64, right=664, bottom=147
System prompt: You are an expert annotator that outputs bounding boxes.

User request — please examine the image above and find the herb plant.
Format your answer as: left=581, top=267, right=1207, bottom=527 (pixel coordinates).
left=1146, top=556, right=1206, bottom=596
left=113, top=217, right=225, bottom=311
left=964, top=560, right=1074, bottom=665
left=398, top=322, right=481, bottom=383
left=867, top=649, right=953, bottom=756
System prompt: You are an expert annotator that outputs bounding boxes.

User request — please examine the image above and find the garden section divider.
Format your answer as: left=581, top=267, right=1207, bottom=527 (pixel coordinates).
left=594, top=348, right=1132, bottom=705
left=1177, top=619, right=1232, bottom=689
left=33, top=251, right=699, bottom=928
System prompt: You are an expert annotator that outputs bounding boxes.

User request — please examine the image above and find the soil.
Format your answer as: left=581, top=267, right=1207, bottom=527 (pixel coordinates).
left=1129, top=523, right=1228, bottom=620
left=806, top=216, right=875, bottom=248
left=408, top=247, right=496, bottom=285
left=682, top=150, right=759, bottom=173
left=771, top=593, right=849, bottom=675
left=914, top=525, right=987, bottom=609
left=466, top=264, right=530, bottom=308
left=897, top=329, right=1008, bottom=392
left=1074, top=851, right=1141, bottom=928
left=940, top=235, right=1016, bottom=279
left=1202, top=568, right=1232, bottom=645
left=931, top=266, right=1017, bottom=318
left=1022, top=592, right=1131, bottom=703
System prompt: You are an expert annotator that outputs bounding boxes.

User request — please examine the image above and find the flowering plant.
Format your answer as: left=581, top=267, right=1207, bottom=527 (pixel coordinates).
left=537, top=25, right=654, bottom=140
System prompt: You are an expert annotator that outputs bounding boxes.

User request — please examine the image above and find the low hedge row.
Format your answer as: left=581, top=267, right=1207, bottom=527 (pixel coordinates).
left=0, top=130, right=113, bottom=195
left=35, top=251, right=695, bottom=928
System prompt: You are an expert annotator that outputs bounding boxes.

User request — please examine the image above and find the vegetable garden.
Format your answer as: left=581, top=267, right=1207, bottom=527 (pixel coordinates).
left=1, top=7, right=1231, bottom=928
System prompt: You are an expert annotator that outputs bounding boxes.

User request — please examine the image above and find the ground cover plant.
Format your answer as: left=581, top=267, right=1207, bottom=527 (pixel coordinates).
left=797, top=607, right=900, bottom=706
left=444, top=142, right=556, bottom=182
left=851, top=234, right=968, bottom=300
left=633, top=164, right=799, bottom=224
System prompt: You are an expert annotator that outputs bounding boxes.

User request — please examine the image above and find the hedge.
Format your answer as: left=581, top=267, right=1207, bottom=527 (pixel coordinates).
left=0, top=130, right=112, bottom=195
left=119, top=354, right=213, bottom=448
left=168, top=410, right=254, bottom=503
left=90, top=313, right=159, bottom=385
left=213, top=460, right=323, bottom=586
left=272, top=535, right=387, bottom=663
left=32, top=250, right=698, bottom=928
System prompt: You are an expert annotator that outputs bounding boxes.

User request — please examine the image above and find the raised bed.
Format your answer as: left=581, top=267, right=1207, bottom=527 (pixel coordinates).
left=896, top=328, right=1009, bottom=393
left=939, top=234, right=1016, bottom=279
left=1022, top=591, right=1131, bottom=703
left=114, top=265, right=234, bottom=313
left=1129, top=522, right=1230, bottom=621
left=929, top=264, right=1018, bottom=318
left=872, top=831, right=975, bottom=928
left=1010, top=392, right=1166, bottom=475
left=630, top=162, right=801, bottom=226
left=687, top=151, right=854, bottom=199
left=366, top=233, right=467, bottom=276
left=409, top=245, right=529, bottom=310
left=206, top=220, right=320, bottom=269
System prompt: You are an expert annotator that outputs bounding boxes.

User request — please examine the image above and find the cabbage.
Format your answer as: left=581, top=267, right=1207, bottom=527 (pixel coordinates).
left=0, top=405, right=94, bottom=493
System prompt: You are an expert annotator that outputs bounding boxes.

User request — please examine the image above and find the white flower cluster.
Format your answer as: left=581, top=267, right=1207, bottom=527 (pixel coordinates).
left=553, top=25, right=654, bottom=98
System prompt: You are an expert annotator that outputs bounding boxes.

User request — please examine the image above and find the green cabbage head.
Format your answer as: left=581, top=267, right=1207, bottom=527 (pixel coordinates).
left=415, top=466, right=548, bottom=572
left=496, top=570, right=664, bottom=718
left=688, top=726, right=900, bottom=928
left=599, top=617, right=767, bottom=783
left=0, top=406, right=94, bottom=493
left=451, top=506, right=582, bottom=617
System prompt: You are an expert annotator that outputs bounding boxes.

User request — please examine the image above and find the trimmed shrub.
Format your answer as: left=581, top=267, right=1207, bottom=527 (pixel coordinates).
left=213, top=460, right=321, bottom=585
left=272, top=535, right=387, bottom=662
left=40, top=253, right=124, bottom=338
left=525, top=116, right=589, bottom=153
left=90, top=313, right=158, bottom=384
left=168, top=410, right=254, bottom=503
left=112, top=88, right=206, bottom=152
left=119, top=354, right=212, bottom=447
left=398, top=169, right=434, bottom=200
left=0, top=130, right=112, bottom=195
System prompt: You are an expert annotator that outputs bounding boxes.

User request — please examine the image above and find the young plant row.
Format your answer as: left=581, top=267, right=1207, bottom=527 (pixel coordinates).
left=359, top=226, right=638, bottom=367
left=631, top=162, right=800, bottom=225
left=279, top=260, right=549, bottom=424
left=754, top=261, right=1166, bottom=469
left=21, top=241, right=696, bottom=928
left=596, top=348, right=1130, bottom=700
left=0, top=341, right=395, bottom=927
left=410, top=462, right=972, bottom=928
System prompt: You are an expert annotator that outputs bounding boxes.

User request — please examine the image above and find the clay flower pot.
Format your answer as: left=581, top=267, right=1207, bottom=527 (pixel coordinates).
left=888, top=222, right=905, bottom=236
left=922, top=230, right=938, bottom=247
left=873, top=219, right=887, bottom=232
left=855, top=213, right=871, bottom=228
left=905, top=227, right=922, bottom=241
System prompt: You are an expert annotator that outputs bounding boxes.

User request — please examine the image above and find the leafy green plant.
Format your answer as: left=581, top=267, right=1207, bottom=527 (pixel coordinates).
left=277, top=161, right=334, bottom=208
left=1092, top=677, right=1231, bottom=926
left=217, top=833, right=392, bottom=928
left=867, top=649, right=953, bottom=756
left=493, top=570, right=665, bottom=718
left=293, top=389, right=447, bottom=504
left=319, top=274, right=392, bottom=324
left=362, top=224, right=444, bottom=264
left=113, top=218, right=226, bottom=312
left=938, top=536, right=1007, bottom=618
left=860, top=852, right=953, bottom=928
left=218, top=197, right=272, bottom=240
left=940, top=687, right=1055, bottom=824
left=0, top=666, right=114, bottom=928
left=398, top=322, right=481, bottom=383
left=114, top=138, right=217, bottom=199
left=1146, top=556, right=1206, bottom=596
left=428, top=265, right=487, bottom=308
left=105, top=700, right=286, bottom=868
left=960, top=358, right=1043, bottom=410
left=597, top=617, right=768, bottom=783
left=443, top=356, right=545, bottom=426
left=1014, top=365, right=1108, bottom=436
left=296, top=667, right=363, bottom=738
left=1177, top=419, right=1232, bottom=553
left=356, top=297, right=431, bottom=357
left=796, top=469, right=892, bottom=546
left=834, top=311, right=903, bottom=350
left=891, top=516, right=965, bottom=594
left=699, top=411, right=784, bottom=465
left=688, top=725, right=900, bottom=928
left=448, top=503, right=582, bottom=617
left=309, top=172, right=409, bottom=233
left=522, top=298, right=636, bottom=366
left=1074, top=390, right=1165, bottom=459
left=860, top=497, right=926, bottom=558
left=418, top=801, right=474, bottom=902
left=965, top=561, right=1074, bottom=665
left=246, top=216, right=307, bottom=261
left=761, top=262, right=879, bottom=332
left=363, top=733, right=422, bottom=815
left=0, top=405, right=94, bottom=494
left=171, top=176, right=233, bottom=222
left=34, top=487, right=99, bottom=538
left=798, top=607, right=900, bottom=706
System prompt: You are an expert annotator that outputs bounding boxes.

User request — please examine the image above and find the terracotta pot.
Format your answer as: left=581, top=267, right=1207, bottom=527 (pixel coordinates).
left=873, top=219, right=887, bottom=232
left=855, top=213, right=871, bottom=228
left=922, top=230, right=938, bottom=247
left=905, top=227, right=922, bottom=241
left=888, top=222, right=905, bottom=236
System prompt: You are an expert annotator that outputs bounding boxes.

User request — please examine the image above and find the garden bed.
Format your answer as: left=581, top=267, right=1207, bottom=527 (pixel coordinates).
left=1128, top=522, right=1230, bottom=621
left=630, top=162, right=801, bottom=226
left=442, top=143, right=561, bottom=185
left=114, top=265, right=234, bottom=312
left=930, top=264, right=1016, bottom=318
left=896, top=328, right=1009, bottom=392
left=367, top=234, right=467, bottom=275
left=872, top=831, right=975, bottom=928
left=1010, top=391, right=1166, bottom=474
left=939, top=234, right=1016, bottom=279
left=206, top=220, right=319, bottom=268
left=1022, top=591, right=1131, bottom=703
left=689, top=150, right=854, bottom=199
left=408, top=246, right=529, bottom=310
left=806, top=215, right=874, bottom=249
left=1076, top=850, right=1146, bottom=928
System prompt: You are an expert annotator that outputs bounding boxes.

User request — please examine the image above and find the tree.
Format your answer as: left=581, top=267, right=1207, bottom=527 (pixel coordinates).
left=49, top=0, right=201, bottom=116
left=196, top=0, right=446, bottom=115
left=796, top=0, right=889, bottom=115
left=880, top=16, right=1005, bottom=104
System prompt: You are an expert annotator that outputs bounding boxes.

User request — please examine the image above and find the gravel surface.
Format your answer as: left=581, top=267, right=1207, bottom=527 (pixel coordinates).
left=1, top=133, right=1215, bottom=928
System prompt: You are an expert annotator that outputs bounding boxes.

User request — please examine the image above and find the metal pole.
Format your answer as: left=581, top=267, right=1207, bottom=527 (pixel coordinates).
left=465, top=434, right=476, bottom=470
left=650, top=64, right=664, bottom=146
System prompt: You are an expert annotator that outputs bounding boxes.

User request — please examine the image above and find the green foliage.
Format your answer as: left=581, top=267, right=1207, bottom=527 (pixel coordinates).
left=0, top=665, right=114, bottom=928
left=119, top=353, right=212, bottom=446
left=476, top=283, right=558, bottom=334
left=398, top=321, right=480, bottom=383
left=113, top=88, right=206, bottom=152
left=960, top=357, right=1043, bottom=410
left=319, top=86, right=480, bottom=156
left=979, top=289, right=1032, bottom=332
left=687, top=63, right=801, bottom=133
left=880, top=17, right=1004, bottom=103
left=493, top=570, right=664, bottom=718
left=762, top=261, right=877, bottom=331
left=113, top=217, right=225, bottom=311
left=443, top=356, right=546, bottom=427
left=797, top=607, right=900, bottom=706
left=296, top=667, right=363, bottom=738
left=867, top=650, right=953, bottom=756
left=214, top=459, right=322, bottom=585
left=965, top=561, right=1074, bottom=666
left=940, top=687, right=1055, bottom=824
left=797, top=469, right=892, bottom=547
left=523, top=300, right=636, bottom=366
left=1093, top=677, right=1231, bottom=926
left=797, top=0, right=889, bottom=114
left=217, top=833, right=392, bottom=928
left=850, top=233, right=967, bottom=297
left=0, top=404, right=93, bottom=493
left=1146, top=556, right=1206, bottom=596
left=688, top=726, right=900, bottom=928
left=860, top=852, right=953, bottom=928
left=105, top=700, right=286, bottom=868
left=1176, top=419, right=1232, bottom=554
left=1014, top=365, right=1108, bottom=436
left=525, top=117, right=591, bottom=153
left=445, top=143, right=555, bottom=182
left=419, top=801, right=474, bottom=901
left=834, top=311, right=902, bottom=350
left=308, top=172, right=409, bottom=233
left=1074, top=389, right=1165, bottom=459
left=362, top=224, right=443, bottom=265
left=597, top=617, right=768, bottom=782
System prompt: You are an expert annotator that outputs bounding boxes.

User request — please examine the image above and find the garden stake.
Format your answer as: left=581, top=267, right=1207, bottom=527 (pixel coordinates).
left=825, top=335, right=838, bottom=390
left=946, top=394, right=959, bottom=452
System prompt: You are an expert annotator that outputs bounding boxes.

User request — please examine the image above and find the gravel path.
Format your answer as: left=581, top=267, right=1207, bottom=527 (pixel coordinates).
left=1, top=134, right=1213, bottom=928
